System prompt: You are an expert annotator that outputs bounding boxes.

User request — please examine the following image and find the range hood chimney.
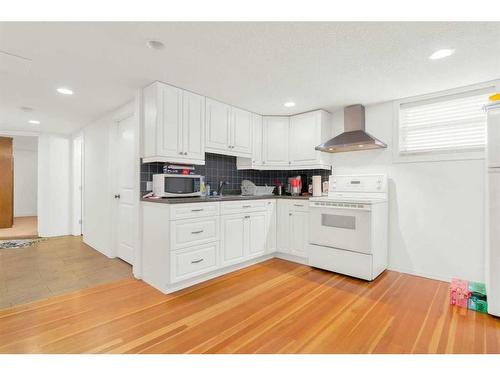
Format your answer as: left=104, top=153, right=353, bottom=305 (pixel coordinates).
left=315, top=104, right=387, bottom=153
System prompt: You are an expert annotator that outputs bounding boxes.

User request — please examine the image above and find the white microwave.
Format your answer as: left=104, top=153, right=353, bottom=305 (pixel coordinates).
left=153, top=174, right=202, bottom=197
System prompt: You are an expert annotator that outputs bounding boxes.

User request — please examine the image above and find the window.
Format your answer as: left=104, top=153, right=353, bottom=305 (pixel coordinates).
left=398, top=88, right=492, bottom=155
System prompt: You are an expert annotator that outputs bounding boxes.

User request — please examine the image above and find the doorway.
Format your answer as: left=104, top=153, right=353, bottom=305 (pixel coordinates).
left=0, top=135, right=38, bottom=240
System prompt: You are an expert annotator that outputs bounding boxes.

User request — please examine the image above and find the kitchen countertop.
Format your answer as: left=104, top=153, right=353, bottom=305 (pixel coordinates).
left=141, top=194, right=311, bottom=204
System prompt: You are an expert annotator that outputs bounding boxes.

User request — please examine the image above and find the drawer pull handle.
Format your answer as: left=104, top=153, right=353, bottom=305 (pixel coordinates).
left=191, top=230, right=204, bottom=234
left=243, top=205, right=252, bottom=208
left=244, top=215, right=250, bottom=219
left=294, top=204, right=304, bottom=207
left=191, top=258, right=204, bottom=264
left=191, top=209, right=204, bottom=212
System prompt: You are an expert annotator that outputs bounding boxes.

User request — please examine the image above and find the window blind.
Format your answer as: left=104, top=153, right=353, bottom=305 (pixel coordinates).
left=399, top=88, right=492, bottom=154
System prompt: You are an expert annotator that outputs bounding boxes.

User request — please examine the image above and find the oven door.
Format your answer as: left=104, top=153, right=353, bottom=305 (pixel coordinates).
left=309, top=206, right=371, bottom=254
left=163, top=176, right=201, bottom=197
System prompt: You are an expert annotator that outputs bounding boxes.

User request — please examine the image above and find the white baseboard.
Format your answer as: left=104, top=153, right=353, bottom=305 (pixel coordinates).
left=387, top=265, right=451, bottom=283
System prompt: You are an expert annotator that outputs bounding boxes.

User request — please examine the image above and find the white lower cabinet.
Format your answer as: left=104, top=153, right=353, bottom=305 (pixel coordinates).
left=141, top=198, right=306, bottom=294
left=265, top=200, right=277, bottom=252
left=248, top=212, right=267, bottom=257
left=221, top=214, right=246, bottom=266
left=170, top=216, right=219, bottom=250
left=171, top=242, right=218, bottom=283
left=277, top=199, right=309, bottom=258
left=290, top=210, right=309, bottom=257
left=221, top=210, right=268, bottom=267
left=277, top=200, right=290, bottom=253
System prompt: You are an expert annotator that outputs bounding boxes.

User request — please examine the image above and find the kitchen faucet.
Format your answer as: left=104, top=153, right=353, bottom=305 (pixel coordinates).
left=217, top=181, right=228, bottom=196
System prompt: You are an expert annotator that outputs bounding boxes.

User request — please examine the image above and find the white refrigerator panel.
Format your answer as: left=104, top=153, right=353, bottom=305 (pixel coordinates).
left=487, top=169, right=500, bottom=317
left=487, top=107, right=500, bottom=168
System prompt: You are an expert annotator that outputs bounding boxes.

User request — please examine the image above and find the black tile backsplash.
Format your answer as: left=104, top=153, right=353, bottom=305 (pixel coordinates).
left=140, top=153, right=332, bottom=195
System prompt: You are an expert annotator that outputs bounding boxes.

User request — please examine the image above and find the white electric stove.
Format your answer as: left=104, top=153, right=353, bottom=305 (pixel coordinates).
left=308, top=174, right=388, bottom=281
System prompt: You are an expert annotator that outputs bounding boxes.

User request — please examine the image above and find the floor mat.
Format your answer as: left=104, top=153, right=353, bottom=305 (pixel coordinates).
left=0, top=238, right=46, bottom=249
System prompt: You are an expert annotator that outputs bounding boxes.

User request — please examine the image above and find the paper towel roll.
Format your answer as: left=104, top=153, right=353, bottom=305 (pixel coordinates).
left=312, top=175, right=322, bottom=197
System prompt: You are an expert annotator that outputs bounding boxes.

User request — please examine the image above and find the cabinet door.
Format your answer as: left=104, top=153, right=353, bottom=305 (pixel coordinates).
left=289, top=111, right=320, bottom=165
left=231, top=107, right=252, bottom=156
left=182, top=91, right=205, bottom=161
left=248, top=212, right=267, bottom=257
left=221, top=215, right=246, bottom=266
left=206, top=98, right=231, bottom=152
left=252, top=114, right=263, bottom=165
left=157, top=83, right=183, bottom=158
left=290, top=210, right=309, bottom=258
left=265, top=201, right=277, bottom=252
left=276, top=200, right=290, bottom=253
left=263, top=116, right=289, bottom=166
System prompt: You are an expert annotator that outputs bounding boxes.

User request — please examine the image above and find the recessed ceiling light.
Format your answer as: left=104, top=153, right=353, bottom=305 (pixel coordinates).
left=57, top=87, right=73, bottom=95
left=284, top=102, right=296, bottom=108
left=147, top=40, right=165, bottom=50
left=28, top=120, right=40, bottom=125
left=429, top=49, right=455, bottom=60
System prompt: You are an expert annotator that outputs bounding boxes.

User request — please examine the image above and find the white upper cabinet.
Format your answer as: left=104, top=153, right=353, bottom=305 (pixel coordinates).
left=182, top=91, right=205, bottom=161
left=206, top=99, right=253, bottom=157
left=142, top=82, right=205, bottom=165
left=236, top=113, right=263, bottom=169
left=288, top=110, right=332, bottom=168
left=263, top=116, right=290, bottom=166
left=205, top=98, right=231, bottom=153
left=231, top=107, right=253, bottom=156
left=289, top=111, right=320, bottom=164
left=259, top=110, right=331, bottom=170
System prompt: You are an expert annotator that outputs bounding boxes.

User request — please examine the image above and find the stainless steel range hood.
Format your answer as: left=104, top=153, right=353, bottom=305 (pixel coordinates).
left=315, top=104, right=387, bottom=153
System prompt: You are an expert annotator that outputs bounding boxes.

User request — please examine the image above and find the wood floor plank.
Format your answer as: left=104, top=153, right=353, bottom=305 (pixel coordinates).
left=0, top=258, right=498, bottom=354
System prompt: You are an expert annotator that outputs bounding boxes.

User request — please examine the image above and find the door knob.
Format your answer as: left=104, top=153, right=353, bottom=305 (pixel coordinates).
left=114, top=194, right=121, bottom=199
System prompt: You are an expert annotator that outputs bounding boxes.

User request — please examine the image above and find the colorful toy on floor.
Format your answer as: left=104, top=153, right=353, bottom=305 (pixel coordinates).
left=449, top=278, right=488, bottom=313
left=468, top=281, right=488, bottom=313
left=450, top=278, right=470, bottom=308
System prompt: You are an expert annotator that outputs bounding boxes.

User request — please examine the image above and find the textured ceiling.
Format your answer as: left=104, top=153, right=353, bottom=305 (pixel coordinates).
left=0, top=22, right=499, bottom=134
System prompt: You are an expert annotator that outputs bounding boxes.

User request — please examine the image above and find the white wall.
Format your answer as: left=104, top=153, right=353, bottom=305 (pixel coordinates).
left=71, top=134, right=83, bottom=236
left=37, top=134, right=71, bottom=237
left=12, top=136, right=38, bottom=217
left=330, top=102, right=485, bottom=282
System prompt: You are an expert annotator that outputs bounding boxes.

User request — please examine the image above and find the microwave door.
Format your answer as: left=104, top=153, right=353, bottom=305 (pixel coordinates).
left=164, top=176, right=196, bottom=195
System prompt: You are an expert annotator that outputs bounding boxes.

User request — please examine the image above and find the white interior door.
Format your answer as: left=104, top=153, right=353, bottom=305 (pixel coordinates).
left=114, top=114, right=136, bottom=264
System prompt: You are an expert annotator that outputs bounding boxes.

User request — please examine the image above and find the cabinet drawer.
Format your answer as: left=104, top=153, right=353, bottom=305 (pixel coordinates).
left=309, top=244, right=373, bottom=280
left=288, top=200, right=309, bottom=212
left=170, top=217, right=219, bottom=249
left=221, top=200, right=267, bottom=215
left=170, top=202, right=220, bottom=220
left=171, top=243, right=218, bottom=282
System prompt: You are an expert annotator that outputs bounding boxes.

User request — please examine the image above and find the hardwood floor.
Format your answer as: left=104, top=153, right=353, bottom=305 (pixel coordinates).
left=0, top=216, right=38, bottom=240
left=0, top=258, right=498, bottom=354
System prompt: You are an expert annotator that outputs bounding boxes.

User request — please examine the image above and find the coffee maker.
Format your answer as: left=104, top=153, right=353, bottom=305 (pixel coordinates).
left=286, top=175, right=304, bottom=196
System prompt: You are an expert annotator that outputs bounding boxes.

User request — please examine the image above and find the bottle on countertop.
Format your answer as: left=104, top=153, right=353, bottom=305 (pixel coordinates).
left=200, top=176, right=206, bottom=197
left=206, top=184, right=211, bottom=197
